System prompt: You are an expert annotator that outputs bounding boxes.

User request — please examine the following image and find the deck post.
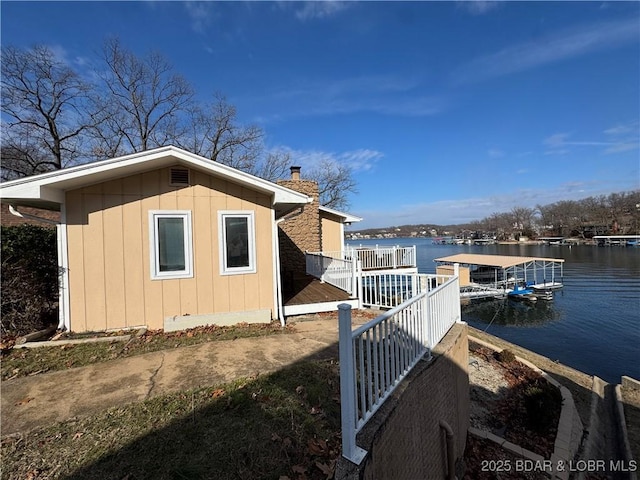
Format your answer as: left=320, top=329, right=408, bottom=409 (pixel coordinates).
left=338, top=304, right=367, bottom=465
left=350, top=255, right=357, bottom=297
left=425, top=287, right=433, bottom=352
left=356, top=259, right=363, bottom=309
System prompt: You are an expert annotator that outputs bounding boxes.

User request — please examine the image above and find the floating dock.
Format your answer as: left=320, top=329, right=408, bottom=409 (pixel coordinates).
left=434, top=253, right=565, bottom=301
left=592, top=235, right=640, bottom=246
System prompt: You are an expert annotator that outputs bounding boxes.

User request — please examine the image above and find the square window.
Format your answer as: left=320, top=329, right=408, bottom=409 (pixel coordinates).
left=149, top=211, right=193, bottom=279
left=219, top=211, right=256, bottom=275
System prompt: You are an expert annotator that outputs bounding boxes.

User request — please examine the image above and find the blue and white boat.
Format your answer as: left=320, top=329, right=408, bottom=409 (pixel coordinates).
left=507, top=284, right=537, bottom=302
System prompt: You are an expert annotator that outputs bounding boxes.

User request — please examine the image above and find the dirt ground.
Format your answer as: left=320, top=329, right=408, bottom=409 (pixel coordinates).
left=468, top=326, right=594, bottom=430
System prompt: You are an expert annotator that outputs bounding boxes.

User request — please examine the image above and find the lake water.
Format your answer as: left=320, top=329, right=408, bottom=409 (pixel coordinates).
left=347, top=238, right=640, bottom=383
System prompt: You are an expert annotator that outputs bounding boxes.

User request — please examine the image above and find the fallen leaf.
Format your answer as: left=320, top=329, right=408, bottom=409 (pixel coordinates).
left=73, top=432, right=84, bottom=440
left=291, top=465, right=306, bottom=474
left=307, top=438, right=328, bottom=456
left=315, top=461, right=334, bottom=478
left=15, top=396, right=34, bottom=406
left=25, top=469, right=41, bottom=480
left=211, top=388, right=226, bottom=398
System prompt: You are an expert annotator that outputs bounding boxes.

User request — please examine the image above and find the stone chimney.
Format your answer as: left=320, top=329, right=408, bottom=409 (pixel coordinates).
left=277, top=167, right=321, bottom=284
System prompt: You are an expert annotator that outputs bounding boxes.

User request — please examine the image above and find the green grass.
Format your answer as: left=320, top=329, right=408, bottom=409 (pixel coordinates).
left=1, top=359, right=341, bottom=480
left=1, top=322, right=294, bottom=381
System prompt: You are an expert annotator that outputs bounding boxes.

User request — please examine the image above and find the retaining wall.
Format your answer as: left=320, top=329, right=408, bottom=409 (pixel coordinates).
left=337, top=322, right=469, bottom=479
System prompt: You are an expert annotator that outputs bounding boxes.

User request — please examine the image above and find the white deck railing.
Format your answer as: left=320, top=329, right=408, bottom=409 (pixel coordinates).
left=347, top=245, right=416, bottom=270
left=305, top=252, right=358, bottom=295
left=338, top=273, right=461, bottom=464
left=359, top=272, right=453, bottom=309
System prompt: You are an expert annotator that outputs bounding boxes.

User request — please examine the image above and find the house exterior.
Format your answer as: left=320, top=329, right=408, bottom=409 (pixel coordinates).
left=1, top=146, right=344, bottom=333
left=276, top=167, right=362, bottom=291
left=319, top=205, right=362, bottom=254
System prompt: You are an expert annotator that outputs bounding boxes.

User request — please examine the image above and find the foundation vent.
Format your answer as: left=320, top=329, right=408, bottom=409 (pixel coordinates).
left=169, top=167, right=190, bottom=186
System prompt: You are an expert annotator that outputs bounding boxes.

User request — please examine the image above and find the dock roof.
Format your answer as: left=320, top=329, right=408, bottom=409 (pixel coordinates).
left=434, top=253, right=564, bottom=269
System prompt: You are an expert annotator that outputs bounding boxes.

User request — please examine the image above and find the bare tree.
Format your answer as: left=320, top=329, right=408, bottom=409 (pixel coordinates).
left=1, top=45, right=93, bottom=175
left=178, top=94, right=357, bottom=207
left=486, top=211, right=515, bottom=240
left=91, top=38, right=193, bottom=156
left=178, top=93, right=263, bottom=167
left=307, top=158, right=357, bottom=210
left=511, top=206, right=536, bottom=237
left=1, top=142, right=53, bottom=181
left=253, top=148, right=291, bottom=182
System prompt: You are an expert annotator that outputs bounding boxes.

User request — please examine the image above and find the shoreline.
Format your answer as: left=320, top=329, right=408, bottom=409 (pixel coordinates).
left=467, top=325, right=639, bottom=473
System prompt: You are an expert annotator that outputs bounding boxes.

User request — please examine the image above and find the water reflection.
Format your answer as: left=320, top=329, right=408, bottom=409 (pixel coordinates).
left=462, top=296, right=562, bottom=327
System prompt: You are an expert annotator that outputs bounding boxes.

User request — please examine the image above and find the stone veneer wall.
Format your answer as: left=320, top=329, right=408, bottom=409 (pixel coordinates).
left=276, top=178, right=321, bottom=278
left=337, top=322, right=470, bottom=480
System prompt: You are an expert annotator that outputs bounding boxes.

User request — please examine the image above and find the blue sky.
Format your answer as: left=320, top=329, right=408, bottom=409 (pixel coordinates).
left=2, top=1, right=639, bottom=229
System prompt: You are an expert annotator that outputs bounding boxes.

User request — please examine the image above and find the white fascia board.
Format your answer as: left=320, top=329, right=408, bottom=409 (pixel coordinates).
left=0, top=145, right=311, bottom=208
left=319, top=205, right=363, bottom=224
left=0, top=182, right=42, bottom=201
left=176, top=152, right=311, bottom=205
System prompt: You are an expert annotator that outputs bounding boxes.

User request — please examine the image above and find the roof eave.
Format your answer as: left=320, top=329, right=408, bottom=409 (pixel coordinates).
left=319, top=205, right=363, bottom=224
left=0, top=146, right=311, bottom=209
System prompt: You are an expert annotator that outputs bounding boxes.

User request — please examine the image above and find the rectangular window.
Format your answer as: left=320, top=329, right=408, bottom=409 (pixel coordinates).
left=219, top=211, right=256, bottom=275
left=149, top=211, right=193, bottom=280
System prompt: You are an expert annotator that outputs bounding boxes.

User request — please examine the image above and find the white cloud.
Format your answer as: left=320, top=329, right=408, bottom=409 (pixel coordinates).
left=46, top=44, right=70, bottom=64
left=453, top=17, right=639, bottom=84
left=488, top=148, right=505, bottom=158
left=544, top=149, right=571, bottom=156
left=252, top=74, right=445, bottom=121
left=184, top=1, right=214, bottom=33
left=293, top=1, right=350, bottom=21
left=543, top=133, right=570, bottom=148
left=543, top=127, right=639, bottom=155
left=338, top=149, right=384, bottom=172
left=604, top=123, right=636, bottom=136
left=544, top=133, right=612, bottom=148
left=604, top=143, right=639, bottom=154
left=456, top=1, right=500, bottom=15
left=274, top=147, right=383, bottom=174
left=603, top=121, right=639, bottom=154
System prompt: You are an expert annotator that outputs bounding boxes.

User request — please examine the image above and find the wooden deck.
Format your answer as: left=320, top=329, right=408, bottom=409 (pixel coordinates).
left=284, top=275, right=351, bottom=306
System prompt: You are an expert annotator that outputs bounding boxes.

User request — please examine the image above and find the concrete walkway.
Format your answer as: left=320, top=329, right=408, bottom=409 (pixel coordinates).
left=2, top=316, right=369, bottom=436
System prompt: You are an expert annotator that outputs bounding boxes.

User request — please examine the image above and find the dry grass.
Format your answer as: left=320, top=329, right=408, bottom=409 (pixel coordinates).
left=1, top=322, right=294, bottom=381
left=1, top=359, right=342, bottom=480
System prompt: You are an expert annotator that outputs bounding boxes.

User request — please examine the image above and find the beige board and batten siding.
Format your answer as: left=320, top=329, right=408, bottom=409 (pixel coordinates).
left=320, top=210, right=344, bottom=254
left=65, top=166, right=275, bottom=333
left=437, top=265, right=470, bottom=287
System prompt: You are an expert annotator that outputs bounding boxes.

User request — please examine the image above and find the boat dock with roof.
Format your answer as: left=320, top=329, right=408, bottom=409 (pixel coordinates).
left=434, top=253, right=565, bottom=301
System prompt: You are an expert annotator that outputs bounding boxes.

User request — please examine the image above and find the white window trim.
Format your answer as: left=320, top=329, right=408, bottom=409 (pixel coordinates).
left=149, top=210, right=193, bottom=280
left=218, top=210, right=257, bottom=275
